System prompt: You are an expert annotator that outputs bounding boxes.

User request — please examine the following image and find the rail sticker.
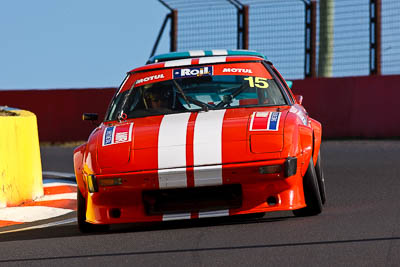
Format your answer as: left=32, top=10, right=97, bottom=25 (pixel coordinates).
left=249, top=111, right=281, bottom=131
left=173, top=66, right=213, bottom=79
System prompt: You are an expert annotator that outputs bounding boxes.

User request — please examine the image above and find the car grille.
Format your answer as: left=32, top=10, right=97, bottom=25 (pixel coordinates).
left=142, top=184, right=242, bottom=215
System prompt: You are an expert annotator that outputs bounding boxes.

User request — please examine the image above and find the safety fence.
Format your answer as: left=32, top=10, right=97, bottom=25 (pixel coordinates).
left=153, top=0, right=400, bottom=80
left=381, top=0, right=400, bottom=75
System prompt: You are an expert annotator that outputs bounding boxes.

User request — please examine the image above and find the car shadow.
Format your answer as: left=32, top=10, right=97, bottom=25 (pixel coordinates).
left=0, top=211, right=292, bottom=242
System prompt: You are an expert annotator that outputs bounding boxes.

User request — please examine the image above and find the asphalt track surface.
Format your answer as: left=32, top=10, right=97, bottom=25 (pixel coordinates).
left=1, top=141, right=399, bottom=266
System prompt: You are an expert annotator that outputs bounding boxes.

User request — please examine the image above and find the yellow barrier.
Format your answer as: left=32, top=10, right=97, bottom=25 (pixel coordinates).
left=0, top=109, right=43, bottom=207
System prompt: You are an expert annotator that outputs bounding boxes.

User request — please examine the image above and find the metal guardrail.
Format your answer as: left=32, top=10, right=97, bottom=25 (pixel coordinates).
left=153, top=0, right=398, bottom=79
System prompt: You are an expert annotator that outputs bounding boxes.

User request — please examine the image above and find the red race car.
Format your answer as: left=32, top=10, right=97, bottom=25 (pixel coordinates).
left=74, top=50, right=326, bottom=232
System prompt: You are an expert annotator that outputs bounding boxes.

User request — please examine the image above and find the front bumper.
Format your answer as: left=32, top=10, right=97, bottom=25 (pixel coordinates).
left=83, top=158, right=305, bottom=224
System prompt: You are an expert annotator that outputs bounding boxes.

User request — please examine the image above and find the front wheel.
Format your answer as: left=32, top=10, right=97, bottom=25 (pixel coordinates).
left=77, top=189, right=109, bottom=233
left=293, top=158, right=323, bottom=217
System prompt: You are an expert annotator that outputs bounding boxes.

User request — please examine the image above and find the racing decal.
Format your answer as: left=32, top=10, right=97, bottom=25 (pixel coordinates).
left=156, top=110, right=226, bottom=188
left=199, top=209, right=229, bottom=218
left=162, top=210, right=228, bottom=221
left=173, top=66, right=213, bottom=79
left=193, top=110, right=226, bottom=186
left=136, top=74, right=165, bottom=85
left=158, top=113, right=191, bottom=188
left=214, top=63, right=273, bottom=78
left=222, top=68, right=253, bottom=74
left=121, top=62, right=274, bottom=94
left=198, top=56, right=226, bottom=64
left=162, top=213, right=191, bottom=221
left=158, top=168, right=188, bottom=189
left=244, top=76, right=269, bottom=88
left=165, top=58, right=192, bottom=67
left=189, top=50, right=205, bottom=56
left=102, top=123, right=134, bottom=146
left=120, top=71, right=172, bottom=92
left=249, top=112, right=281, bottom=131
left=188, top=50, right=228, bottom=57
left=193, top=165, right=223, bottom=187
left=211, top=49, right=228, bottom=56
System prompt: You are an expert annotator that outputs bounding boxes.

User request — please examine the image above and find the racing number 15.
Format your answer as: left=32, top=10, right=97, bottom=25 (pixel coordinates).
left=244, top=77, right=269, bottom=88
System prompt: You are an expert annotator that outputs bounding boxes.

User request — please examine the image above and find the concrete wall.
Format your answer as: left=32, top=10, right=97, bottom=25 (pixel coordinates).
left=0, top=88, right=116, bottom=142
left=292, top=75, right=400, bottom=138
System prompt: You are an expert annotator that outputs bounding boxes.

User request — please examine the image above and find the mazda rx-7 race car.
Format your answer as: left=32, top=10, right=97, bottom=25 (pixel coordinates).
left=74, top=50, right=326, bottom=232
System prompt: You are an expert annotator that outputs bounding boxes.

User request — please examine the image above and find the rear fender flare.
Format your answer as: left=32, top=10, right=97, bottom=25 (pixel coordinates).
left=298, top=125, right=313, bottom=176
left=73, top=143, right=87, bottom=198
left=309, top=118, right=322, bottom=165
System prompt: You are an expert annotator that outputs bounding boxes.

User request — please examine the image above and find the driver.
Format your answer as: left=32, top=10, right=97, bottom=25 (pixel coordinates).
left=143, top=85, right=170, bottom=111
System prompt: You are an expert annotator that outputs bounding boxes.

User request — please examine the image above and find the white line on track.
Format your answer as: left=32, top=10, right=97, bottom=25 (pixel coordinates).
left=43, top=182, right=77, bottom=187
left=0, top=218, right=77, bottom=234
left=42, top=171, right=75, bottom=178
left=0, top=206, right=74, bottom=222
left=38, top=193, right=77, bottom=201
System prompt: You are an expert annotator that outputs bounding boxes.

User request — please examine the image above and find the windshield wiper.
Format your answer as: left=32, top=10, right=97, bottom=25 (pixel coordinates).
left=185, top=95, right=209, bottom=112
left=215, top=83, right=247, bottom=108
left=173, top=79, right=209, bottom=111
left=172, top=79, right=191, bottom=108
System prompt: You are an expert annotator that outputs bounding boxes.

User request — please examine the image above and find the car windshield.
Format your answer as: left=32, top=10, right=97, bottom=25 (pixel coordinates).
left=106, top=68, right=287, bottom=121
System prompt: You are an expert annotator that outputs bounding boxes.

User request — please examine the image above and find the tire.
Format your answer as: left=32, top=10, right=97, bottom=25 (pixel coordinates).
left=315, top=152, right=326, bottom=204
left=77, top=189, right=109, bottom=233
left=293, top=158, right=323, bottom=217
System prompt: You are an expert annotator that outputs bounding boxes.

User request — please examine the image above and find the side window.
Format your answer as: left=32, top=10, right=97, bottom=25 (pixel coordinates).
left=105, top=90, right=129, bottom=121
left=268, top=65, right=295, bottom=104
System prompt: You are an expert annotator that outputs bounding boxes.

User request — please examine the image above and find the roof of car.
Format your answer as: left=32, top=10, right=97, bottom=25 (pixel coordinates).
left=130, top=54, right=267, bottom=74
left=146, top=50, right=266, bottom=64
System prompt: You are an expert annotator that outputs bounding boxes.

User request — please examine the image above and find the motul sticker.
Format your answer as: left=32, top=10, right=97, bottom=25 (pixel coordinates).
left=136, top=74, right=165, bottom=85
left=249, top=112, right=281, bottom=131
left=102, top=123, right=134, bottom=146
left=222, top=68, right=253, bottom=74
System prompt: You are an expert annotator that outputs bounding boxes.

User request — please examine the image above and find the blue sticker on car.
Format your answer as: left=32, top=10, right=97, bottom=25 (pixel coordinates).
left=250, top=112, right=282, bottom=131
left=268, top=112, right=281, bottom=131
left=173, top=66, right=213, bottom=79
left=103, top=127, right=115, bottom=146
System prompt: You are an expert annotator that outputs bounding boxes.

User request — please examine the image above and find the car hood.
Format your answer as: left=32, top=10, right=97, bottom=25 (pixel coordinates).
left=96, top=107, right=289, bottom=173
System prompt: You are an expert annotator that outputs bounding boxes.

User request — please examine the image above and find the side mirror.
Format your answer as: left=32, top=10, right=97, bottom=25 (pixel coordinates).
left=82, top=113, right=98, bottom=121
left=294, top=95, right=303, bottom=105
